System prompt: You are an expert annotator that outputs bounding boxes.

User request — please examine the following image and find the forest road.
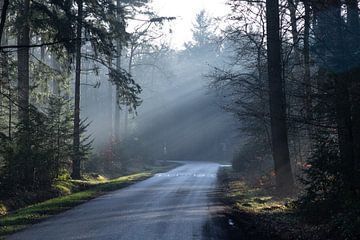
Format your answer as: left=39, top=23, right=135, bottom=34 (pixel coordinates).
left=8, top=162, right=234, bottom=240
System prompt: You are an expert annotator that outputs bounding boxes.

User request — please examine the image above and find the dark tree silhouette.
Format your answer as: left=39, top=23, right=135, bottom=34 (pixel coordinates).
left=266, top=0, right=294, bottom=192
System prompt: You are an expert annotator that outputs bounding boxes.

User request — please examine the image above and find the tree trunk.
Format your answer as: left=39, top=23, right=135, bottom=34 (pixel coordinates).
left=2, top=30, right=11, bottom=139
left=124, top=47, right=134, bottom=139
left=72, top=0, right=83, bottom=180
left=114, top=0, right=122, bottom=142
left=114, top=47, right=121, bottom=142
left=288, top=0, right=300, bottom=62
left=8, top=79, right=11, bottom=139
left=51, top=54, right=60, bottom=95
left=107, top=72, right=113, bottom=138
left=114, top=87, right=120, bottom=141
left=0, top=21, right=6, bottom=123
left=303, top=0, right=312, bottom=125
left=17, top=0, right=32, bottom=185
left=329, top=0, right=356, bottom=186
left=0, top=0, right=9, bottom=43
left=266, top=0, right=294, bottom=192
left=346, top=0, right=360, bottom=172
left=0, top=75, right=2, bottom=117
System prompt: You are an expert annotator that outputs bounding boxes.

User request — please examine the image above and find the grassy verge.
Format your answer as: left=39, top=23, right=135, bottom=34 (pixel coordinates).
left=219, top=167, right=329, bottom=240
left=0, top=163, right=179, bottom=238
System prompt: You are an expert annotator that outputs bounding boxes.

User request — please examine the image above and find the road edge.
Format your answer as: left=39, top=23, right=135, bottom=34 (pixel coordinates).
left=0, top=162, right=181, bottom=239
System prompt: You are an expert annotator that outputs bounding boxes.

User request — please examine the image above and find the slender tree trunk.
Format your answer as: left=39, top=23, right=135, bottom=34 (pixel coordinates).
left=18, top=0, right=30, bottom=126
left=0, top=0, right=9, bottom=43
left=114, top=0, right=121, bottom=142
left=346, top=0, right=360, bottom=172
left=0, top=25, right=6, bottom=123
left=303, top=1, right=312, bottom=125
left=107, top=68, right=113, bottom=138
left=0, top=78, right=2, bottom=117
left=124, top=105, right=128, bottom=138
left=124, top=47, right=134, bottom=139
left=17, top=0, right=32, bottom=185
left=72, top=0, right=83, bottom=180
left=8, top=81, right=11, bottom=139
left=114, top=96, right=120, bottom=141
left=266, top=0, right=294, bottom=192
left=0, top=59, right=3, bottom=117
left=1, top=30, right=11, bottom=139
left=0, top=0, right=8, bottom=112
left=114, top=87, right=120, bottom=141
left=51, top=54, right=60, bottom=95
left=288, top=0, right=300, bottom=62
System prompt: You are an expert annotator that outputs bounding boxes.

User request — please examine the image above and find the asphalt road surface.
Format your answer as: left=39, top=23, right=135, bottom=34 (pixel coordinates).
left=8, top=162, right=232, bottom=240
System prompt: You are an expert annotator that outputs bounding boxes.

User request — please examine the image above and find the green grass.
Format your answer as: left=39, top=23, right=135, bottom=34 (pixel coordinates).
left=220, top=167, right=359, bottom=240
left=0, top=164, right=178, bottom=238
left=219, top=167, right=311, bottom=240
left=226, top=179, right=292, bottom=214
left=220, top=166, right=295, bottom=213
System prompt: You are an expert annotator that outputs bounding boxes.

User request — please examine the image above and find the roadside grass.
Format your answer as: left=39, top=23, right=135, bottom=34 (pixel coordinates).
left=220, top=167, right=360, bottom=240
left=219, top=166, right=316, bottom=240
left=226, top=178, right=293, bottom=214
left=0, top=164, right=178, bottom=239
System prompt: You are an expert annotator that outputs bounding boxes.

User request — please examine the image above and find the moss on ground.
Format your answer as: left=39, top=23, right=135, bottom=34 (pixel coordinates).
left=219, top=166, right=328, bottom=240
left=226, top=178, right=293, bottom=214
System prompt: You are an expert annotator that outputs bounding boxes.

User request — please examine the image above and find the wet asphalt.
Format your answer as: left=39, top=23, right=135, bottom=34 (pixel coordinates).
left=8, top=162, right=233, bottom=240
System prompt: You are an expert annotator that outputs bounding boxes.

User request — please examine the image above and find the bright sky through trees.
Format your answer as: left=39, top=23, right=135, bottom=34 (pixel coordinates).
left=151, top=0, right=229, bottom=49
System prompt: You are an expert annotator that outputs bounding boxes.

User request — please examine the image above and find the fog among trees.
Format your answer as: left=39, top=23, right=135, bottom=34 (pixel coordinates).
left=0, top=0, right=360, bottom=239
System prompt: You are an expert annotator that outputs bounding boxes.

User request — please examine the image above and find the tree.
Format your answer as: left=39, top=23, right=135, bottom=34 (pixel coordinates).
left=63, top=0, right=139, bottom=179
left=303, top=0, right=312, bottom=125
left=71, top=0, right=83, bottom=179
left=192, top=10, right=214, bottom=48
left=114, top=0, right=123, bottom=143
left=17, top=0, right=32, bottom=185
left=266, top=0, right=294, bottom=192
left=0, top=0, right=9, bottom=43
left=0, top=0, right=140, bottom=185
left=346, top=0, right=360, bottom=172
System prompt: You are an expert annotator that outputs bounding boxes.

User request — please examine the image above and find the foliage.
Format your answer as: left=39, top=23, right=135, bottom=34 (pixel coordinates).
left=0, top=0, right=145, bottom=191
left=296, top=131, right=360, bottom=239
left=215, top=0, right=360, bottom=237
left=0, top=98, right=73, bottom=191
left=232, top=140, right=271, bottom=174
left=297, top=133, right=342, bottom=216
left=108, top=67, right=142, bottom=110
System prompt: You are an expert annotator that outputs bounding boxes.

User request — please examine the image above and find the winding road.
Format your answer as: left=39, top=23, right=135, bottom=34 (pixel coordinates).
left=8, top=162, right=232, bottom=240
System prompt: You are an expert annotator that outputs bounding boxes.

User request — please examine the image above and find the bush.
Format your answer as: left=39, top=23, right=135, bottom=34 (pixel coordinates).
left=232, top=141, right=271, bottom=174
left=297, top=133, right=360, bottom=239
left=0, top=97, right=74, bottom=192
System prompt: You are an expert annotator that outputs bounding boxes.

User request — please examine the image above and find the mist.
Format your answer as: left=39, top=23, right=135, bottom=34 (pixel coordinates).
left=2, top=0, right=360, bottom=239
left=81, top=23, right=239, bottom=165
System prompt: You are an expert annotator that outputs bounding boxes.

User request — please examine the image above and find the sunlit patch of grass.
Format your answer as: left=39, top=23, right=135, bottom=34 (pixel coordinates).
left=0, top=190, right=97, bottom=238
left=222, top=167, right=294, bottom=215
left=235, top=195, right=290, bottom=213
left=219, top=166, right=306, bottom=239
left=0, top=163, right=179, bottom=238
left=229, top=184, right=291, bottom=214
left=0, top=203, right=7, bottom=216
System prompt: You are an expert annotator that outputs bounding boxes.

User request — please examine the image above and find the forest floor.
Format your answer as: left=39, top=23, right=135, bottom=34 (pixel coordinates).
left=218, top=167, right=335, bottom=240
left=0, top=162, right=179, bottom=238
